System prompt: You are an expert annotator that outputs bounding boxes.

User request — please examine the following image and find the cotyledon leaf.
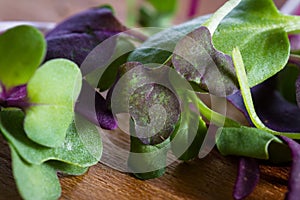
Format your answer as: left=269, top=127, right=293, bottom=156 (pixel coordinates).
left=24, top=59, right=82, bottom=147
left=0, top=110, right=101, bottom=167
left=0, top=25, right=46, bottom=88
left=10, top=145, right=61, bottom=200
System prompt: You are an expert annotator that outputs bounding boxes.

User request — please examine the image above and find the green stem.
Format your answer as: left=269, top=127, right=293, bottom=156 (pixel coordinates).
left=284, top=15, right=300, bottom=34
left=186, top=90, right=241, bottom=128
left=126, top=0, right=138, bottom=27
left=232, top=47, right=300, bottom=139
left=202, top=0, right=241, bottom=35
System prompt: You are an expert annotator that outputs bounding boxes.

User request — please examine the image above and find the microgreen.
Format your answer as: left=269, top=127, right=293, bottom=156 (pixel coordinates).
left=170, top=109, right=207, bottom=161
left=46, top=7, right=126, bottom=65
left=128, top=119, right=170, bottom=179
left=0, top=25, right=45, bottom=88
left=0, top=25, right=102, bottom=200
left=10, top=146, right=61, bottom=200
left=25, top=59, right=82, bottom=147
left=216, top=126, right=284, bottom=160
left=0, top=110, right=101, bottom=167
left=214, top=0, right=300, bottom=87
left=232, top=47, right=300, bottom=139
left=172, top=26, right=238, bottom=96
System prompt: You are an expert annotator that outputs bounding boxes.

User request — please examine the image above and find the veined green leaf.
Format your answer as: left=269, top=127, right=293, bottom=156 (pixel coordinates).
left=0, top=110, right=101, bottom=167
left=10, top=145, right=61, bottom=200
left=0, top=25, right=46, bottom=88
left=25, top=59, right=82, bottom=147
left=128, top=0, right=240, bottom=64
left=213, top=0, right=300, bottom=87
left=216, top=126, right=285, bottom=160
left=232, top=47, right=300, bottom=139
left=128, top=14, right=210, bottom=64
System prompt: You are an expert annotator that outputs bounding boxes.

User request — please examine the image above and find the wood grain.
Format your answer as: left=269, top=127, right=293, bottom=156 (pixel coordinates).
left=0, top=130, right=290, bottom=200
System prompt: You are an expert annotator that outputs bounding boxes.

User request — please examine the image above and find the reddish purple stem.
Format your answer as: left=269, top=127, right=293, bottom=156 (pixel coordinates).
left=188, top=0, right=200, bottom=18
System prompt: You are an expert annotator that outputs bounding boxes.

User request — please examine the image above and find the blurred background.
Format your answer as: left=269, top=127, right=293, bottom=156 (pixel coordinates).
left=0, top=0, right=286, bottom=27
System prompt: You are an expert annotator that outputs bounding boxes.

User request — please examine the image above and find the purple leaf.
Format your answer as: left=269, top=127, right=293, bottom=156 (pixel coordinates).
left=280, top=136, right=300, bottom=200
left=0, top=84, right=29, bottom=109
left=296, top=75, right=300, bottom=108
left=172, top=26, right=238, bottom=96
left=129, top=83, right=180, bottom=145
left=45, top=7, right=126, bottom=65
left=233, top=158, right=260, bottom=200
left=228, top=78, right=300, bottom=132
left=110, top=62, right=180, bottom=145
left=75, top=80, right=117, bottom=130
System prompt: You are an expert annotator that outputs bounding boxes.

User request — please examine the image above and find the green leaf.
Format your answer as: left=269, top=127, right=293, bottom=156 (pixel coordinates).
left=0, top=110, right=101, bottom=167
left=24, top=59, right=82, bottom=147
left=232, top=47, right=300, bottom=139
left=47, top=160, right=88, bottom=176
left=216, top=126, right=284, bottom=160
left=138, top=8, right=174, bottom=28
left=0, top=25, right=46, bottom=88
left=171, top=111, right=207, bottom=161
left=10, top=145, right=61, bottom=200
left=213, top=0, right=300, bottom=87
left=128, top=0, right=240, bottom=63
left=146, top=0, right=177, bottom=13
left=128, top=119, right=170, bottom=179
left=202, top=0, right=241, bottom=34
left=128, top=14, right=211, bottom=63
left=97, top=37, right=135, bottom=91
left=138, top=0, right=178, bottom=27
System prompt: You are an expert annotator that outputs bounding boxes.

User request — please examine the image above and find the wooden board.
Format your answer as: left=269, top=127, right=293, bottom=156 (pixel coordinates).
left=0, top=131, right=290, bottom=200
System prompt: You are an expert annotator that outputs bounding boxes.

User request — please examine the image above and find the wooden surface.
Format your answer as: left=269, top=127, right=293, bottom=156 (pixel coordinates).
left=0, top=130, right=290, bottom=200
